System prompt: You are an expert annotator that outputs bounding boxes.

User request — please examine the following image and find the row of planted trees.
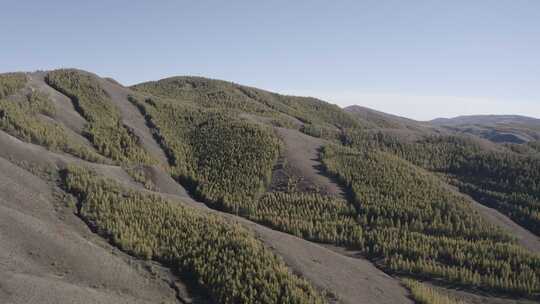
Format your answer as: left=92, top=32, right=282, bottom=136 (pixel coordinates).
left=129, top=87, right=540, bottom=297
left=132, top=76, right=276, bottom=115
left=343, top=129, right=540, bottom=237
left=403, top=279, right=466, bottom=304
left=1, top=72, right=333, bottom=303
left=45, top=69, right=154, bottom=165
left=62, top=166, right=326, bottom=304
left=0, top=75, right=104, bottom=162
left=320, top=144, right=540, bottom=297
left=11, top=68, right=540, bottom=301
left=129, top=95, right=281, bottom=214
left=55, top=72, right=540, bottom=299
left=245, top=191, right=364, bottom=247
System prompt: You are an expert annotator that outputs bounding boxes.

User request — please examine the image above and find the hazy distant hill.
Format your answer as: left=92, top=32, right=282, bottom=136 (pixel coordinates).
left=431, top=114, right=540, bottom=126
left=430, top=115, right=540, bottom=143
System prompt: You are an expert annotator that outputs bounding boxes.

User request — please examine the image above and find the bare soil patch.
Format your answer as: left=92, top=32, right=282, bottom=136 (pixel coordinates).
left=271, top=127, right=344, bottom=197
left=27, top=72, right=87, bottom=134
left=98, top=78, right=169, bottom=166
left=0, top=157, right=185, bottom=304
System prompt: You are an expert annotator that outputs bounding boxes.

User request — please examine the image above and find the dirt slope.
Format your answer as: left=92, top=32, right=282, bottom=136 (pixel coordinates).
left=0, top=130, right=136, bottom=188
left=3, top=128, right=533, bottom=304
left=145, top=165, right=199, bottom=203
left=98, top=77, right=169, bottom=166
left=273, top=127, right=344, bottom=196
left=0, top=127, right=413, bottom=303
left=27, top=72, right=103, bottom=156
left=274, top=120, right=529, bottom=301
left=100, top=82, right=384, bottom=303
left=27, top=72, right=87, bottom=134
left=440, top=182, right=540, bottom=254
left=467, top=195, right=540, bottom=253
left=0, top=156, right=182, bottom=304
left=6, top=69, right=539, bottom=304
left=104, top=101, right=413, bottom=303
left=143, top=155, right=413, bottom=304
left=152, top=188, right=414, bottom=304
left=429, top=283, right=537, bottom=304
left=11, top=71, right=534, bottom=303
left=239, top=220, right=413, bottom=304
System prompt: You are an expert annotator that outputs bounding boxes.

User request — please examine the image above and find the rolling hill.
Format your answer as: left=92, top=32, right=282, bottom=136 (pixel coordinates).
left=430, top=115, right=540, bottom=144
left=0, top=69, right=539, bottom=304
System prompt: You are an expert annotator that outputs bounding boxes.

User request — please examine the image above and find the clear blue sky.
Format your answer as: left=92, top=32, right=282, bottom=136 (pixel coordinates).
left=1, top=1, right=539, bottom=120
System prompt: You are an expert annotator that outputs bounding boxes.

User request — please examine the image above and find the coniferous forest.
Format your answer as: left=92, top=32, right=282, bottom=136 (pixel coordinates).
left=61, top=166, right=325, bottom=304
left=343, top=130, right=540, bottom=237
left=321, top=144, right=540, bottom=296
left=46, top=69, right=155, bottom=165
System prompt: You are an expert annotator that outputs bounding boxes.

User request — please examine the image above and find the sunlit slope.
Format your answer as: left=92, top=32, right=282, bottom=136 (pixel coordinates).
left=1, top=69, right=539, bottom=303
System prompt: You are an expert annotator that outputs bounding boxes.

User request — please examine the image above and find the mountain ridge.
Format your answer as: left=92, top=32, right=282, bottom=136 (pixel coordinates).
left=0, top=69, right=539, bottom=304
left=430, top=114, right=540, bottom=126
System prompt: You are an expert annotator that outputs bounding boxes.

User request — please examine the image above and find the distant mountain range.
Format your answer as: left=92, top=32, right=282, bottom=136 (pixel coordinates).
left=429, top=114, right=540, bottom=143
left=431, top=114, right=540, bottom=126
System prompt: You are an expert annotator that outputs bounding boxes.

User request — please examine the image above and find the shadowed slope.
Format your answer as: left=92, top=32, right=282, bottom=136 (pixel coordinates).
left=0, top=157, right=181, bottom=304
